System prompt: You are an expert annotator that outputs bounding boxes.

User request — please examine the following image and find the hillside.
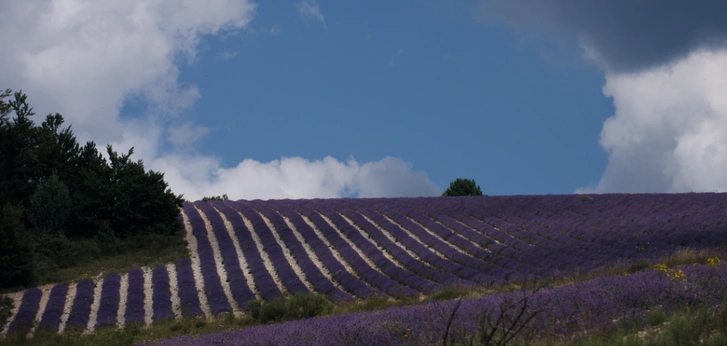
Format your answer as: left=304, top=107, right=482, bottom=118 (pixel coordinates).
left=1, top=193, right=726, bottom=340
left=141, top=262, right=727, bottom=345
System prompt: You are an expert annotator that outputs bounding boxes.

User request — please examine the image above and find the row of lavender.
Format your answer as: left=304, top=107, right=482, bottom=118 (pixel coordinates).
left=3, top=266, right=177, bottom=335
left=142, top=263, right=727, bottom=345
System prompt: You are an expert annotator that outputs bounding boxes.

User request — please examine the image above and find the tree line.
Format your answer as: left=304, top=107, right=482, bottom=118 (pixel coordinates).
left=0, top=89, right=184, bottom=290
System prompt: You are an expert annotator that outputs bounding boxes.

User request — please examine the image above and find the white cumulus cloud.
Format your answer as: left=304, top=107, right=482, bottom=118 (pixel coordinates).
left=0, top=0, right=440, bottom=200
left=152, top=155, right=440, bottom=201
left=579, top=49, right=727, bottom=193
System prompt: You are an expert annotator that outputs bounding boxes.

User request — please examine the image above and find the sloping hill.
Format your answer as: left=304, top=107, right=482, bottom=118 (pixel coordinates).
left=140, top=262, right=727, bottom=345
left=2, top=193, right=726, bottom=337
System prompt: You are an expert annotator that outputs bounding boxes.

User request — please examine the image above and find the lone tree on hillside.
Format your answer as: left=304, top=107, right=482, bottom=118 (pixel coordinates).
left=442, top=178, right=484, bottom=197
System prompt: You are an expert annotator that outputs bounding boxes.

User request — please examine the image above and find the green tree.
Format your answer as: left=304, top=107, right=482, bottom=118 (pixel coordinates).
left=0, top=204, right=35, bottom=288
left=27, top=172, right=71, bottom=233
left=67, top=141, right=114, bottom=238
left=442, top=178, right=484, bottom=197
left=104, top=145, right=184, bottom=237
left=0, top=89, right=184, bottom=240
left=0, top=91, right=40, bottom=208
left=202, top=194, right=228, bottom=202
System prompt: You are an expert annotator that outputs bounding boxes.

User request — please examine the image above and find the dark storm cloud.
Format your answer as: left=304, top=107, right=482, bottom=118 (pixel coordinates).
left=480, top=0, right=727, bottom=73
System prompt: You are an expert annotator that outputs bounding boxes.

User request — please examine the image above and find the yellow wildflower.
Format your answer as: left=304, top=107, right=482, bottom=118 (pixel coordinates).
left=654, top=264, right=668, bottom=272
left=668, top=269, right=686, bottom=282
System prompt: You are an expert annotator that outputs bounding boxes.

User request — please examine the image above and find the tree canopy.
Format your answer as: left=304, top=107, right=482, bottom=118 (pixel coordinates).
left=442, top=178, right=484, bottom=197
left=0, top=89, right=185, bottom=288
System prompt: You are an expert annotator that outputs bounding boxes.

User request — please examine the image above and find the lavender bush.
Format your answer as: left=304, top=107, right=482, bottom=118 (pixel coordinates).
left=95, top=273, right=121, bottom=328
left=174, top=258, right=204, bottom=317
left=37, top=284, right=67, bottom=332
left=7, top=288, right=41, bottom=333
left=65, top=279, right=95, bottom=331
left=152, top=266, right=174, bottom=322
left=125, top=268, right=146, bottom=325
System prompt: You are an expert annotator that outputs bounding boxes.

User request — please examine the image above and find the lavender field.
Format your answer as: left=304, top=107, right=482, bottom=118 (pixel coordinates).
left=1, top=193, right=726, bottom=340
left=140, top=263, right=727, bottom=345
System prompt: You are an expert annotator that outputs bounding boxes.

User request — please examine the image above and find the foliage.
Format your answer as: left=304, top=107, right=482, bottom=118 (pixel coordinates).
left=0, top=89, right=185, bottom=289
left=648, top=306, right=666, bottom=326
left=0, top=204, right=35, bottom=289
left=245, top=293, right=334, bottom=324
left=246, top=299, right=263, bottom=320
left=67, top=144, right=184, bottom=239
left=259, top=298, right=289, bottom=324
left=428, top=287, right=472, bottom=302
left=0, top=89, right=184, bottom=239
left=32, top=230, right=84, bottom=279
left=26, top=172, right=70, bottom=233
left=286, top=292, right=333, bottom=319
left=0, top=295, right=13, bottom=331
left=442, top=178, right=484, bottom=196
left=201, top=194, right=228, bottom=202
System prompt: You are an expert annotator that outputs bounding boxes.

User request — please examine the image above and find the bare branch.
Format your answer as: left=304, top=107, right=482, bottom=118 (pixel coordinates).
left=442, top=297, right=464, bottom=346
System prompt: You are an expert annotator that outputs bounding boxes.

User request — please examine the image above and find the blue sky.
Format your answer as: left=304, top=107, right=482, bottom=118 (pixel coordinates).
left=4, top=1, right=727, bottom=199
left=167, top=1, right=613, bottom=195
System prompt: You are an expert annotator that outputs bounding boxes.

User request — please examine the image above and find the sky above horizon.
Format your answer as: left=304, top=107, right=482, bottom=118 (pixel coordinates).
left=3, top=1, right=727, bottom=200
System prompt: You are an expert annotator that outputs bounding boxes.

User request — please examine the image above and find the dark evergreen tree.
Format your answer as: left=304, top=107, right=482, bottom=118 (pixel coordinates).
left=27, top=172, right=71, bottom=233
left=0, top=204, right=35, bottom=289
left=104, top=145, right=184, bottom=237
left=442, top=178, right=484, bottom=197
left=0, top=91, right=39, bottom=208
left=67, top=141, right=114, bottom=238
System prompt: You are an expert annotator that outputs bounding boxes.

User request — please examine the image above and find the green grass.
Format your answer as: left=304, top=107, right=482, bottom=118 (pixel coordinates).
left=28, top=232, right=188, bottom=289
left=2, top=246, right=726, bottom=346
